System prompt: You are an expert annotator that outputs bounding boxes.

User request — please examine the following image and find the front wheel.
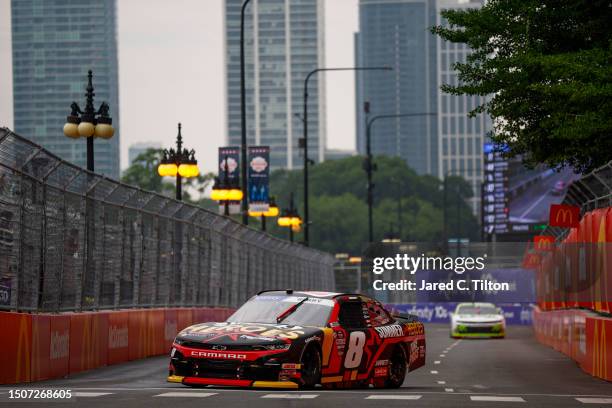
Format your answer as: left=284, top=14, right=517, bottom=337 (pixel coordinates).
left=300, top=346, right=321, bottom=389
left=385, top=345, right=407, bottom=388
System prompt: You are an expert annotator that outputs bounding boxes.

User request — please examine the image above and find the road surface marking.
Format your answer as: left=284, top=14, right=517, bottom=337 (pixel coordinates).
left=576, top=398, right=612, bottom=404
left=73, top=392, right=114, bottom=397
left=445, top=388, right=454, bottom=392
left=430, top=370, right=439, bottom=374
left=154, top=392, right=217, bottom=398
left=437, top=381, right=446, bottom=385
left=365, top=395, right=422, bottom=400
left=440, top=354, right=446, bottom=357
left=471, top=396, right=525, bottom=402
left=261, top=394, right=318, bottom=399
left=434, top=360, right=441, bottom=364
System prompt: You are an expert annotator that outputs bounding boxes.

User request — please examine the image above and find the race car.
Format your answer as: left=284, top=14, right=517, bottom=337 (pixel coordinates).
left=450, top=302, right=506, bottom=339
left=168, top=290, right=426, bottom=389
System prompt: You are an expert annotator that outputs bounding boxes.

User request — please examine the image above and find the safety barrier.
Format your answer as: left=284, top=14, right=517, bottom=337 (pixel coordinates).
left=0, top=307, right=234, bottom=384
left=0, top=127, right=335, bottom=312
left=533, top=307, right=611, bottom=382
left=534, top=207, right=611, bottom=314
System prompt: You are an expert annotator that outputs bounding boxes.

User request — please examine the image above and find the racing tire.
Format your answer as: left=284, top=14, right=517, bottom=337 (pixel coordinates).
left=300, top=346, right=322, bottom=389
left=385, top=345, right=407, bottom=388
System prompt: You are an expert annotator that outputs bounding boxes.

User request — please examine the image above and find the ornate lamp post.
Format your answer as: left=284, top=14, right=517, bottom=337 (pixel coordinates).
left=249, top=196, right=279, bottom=231
left=277, top=193, right=302, bottom=242
left=211, top=156, right=244, bottom=216
left=157, top=123, right=199, bottom=201
left=63, top=70, right=114, bottom=172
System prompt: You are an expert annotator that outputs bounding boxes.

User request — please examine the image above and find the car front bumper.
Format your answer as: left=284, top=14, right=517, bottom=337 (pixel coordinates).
left=451, top=323, right=505, bottom=338
left=167, top=375, right=299, bottom=389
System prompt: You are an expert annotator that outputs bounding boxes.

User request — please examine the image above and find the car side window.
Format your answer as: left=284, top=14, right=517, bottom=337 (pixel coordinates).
left=338, top=301, right=368, bottom=329
left=367, top=301, right=392, bottom=327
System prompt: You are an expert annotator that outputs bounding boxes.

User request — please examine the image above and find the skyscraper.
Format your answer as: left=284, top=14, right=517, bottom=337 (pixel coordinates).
left=11, top=0, right=120, bottom=179
left=224, top=0, right=326, bottom=169
left=355, top=0, right=438, bottom=176
left=436, top=0, right=490, bottom=213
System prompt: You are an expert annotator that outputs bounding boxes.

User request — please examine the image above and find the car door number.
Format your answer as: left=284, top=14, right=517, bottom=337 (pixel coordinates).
left=344, top=331, right=366, bottom=368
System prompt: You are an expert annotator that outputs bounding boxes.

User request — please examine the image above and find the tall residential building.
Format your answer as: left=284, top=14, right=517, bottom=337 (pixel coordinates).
left=128, top=142, right=162, bottom=166
left=224, top=0, right=326, bottom=169
left=355, top=0, right=438, bottom=176
left=11, top=0, right=120, bottom=179
left=436, top=0, right=490, bottom=213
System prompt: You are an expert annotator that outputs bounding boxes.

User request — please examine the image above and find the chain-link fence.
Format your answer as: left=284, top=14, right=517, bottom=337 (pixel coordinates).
left=0, top=128, right=335, bottom=312
left=545, top=161, right=612, bottom=240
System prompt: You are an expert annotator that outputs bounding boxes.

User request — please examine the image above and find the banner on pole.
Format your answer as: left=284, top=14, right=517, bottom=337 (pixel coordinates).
left=248, top=146, right=270, bottom=213
left=218, top=146, right=241, bottom=215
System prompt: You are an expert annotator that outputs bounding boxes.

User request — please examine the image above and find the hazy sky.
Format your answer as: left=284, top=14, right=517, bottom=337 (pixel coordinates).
left=0, top=0, right=359, bottom=172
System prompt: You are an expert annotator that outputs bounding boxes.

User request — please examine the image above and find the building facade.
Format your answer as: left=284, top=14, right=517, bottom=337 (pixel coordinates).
left=224, top=0, right=326, bottom=169
left=436, top=0, right=489, bottom=213
left=355, top=0, right=438, bottom=176
left=11, top=0, right=120, bottom=179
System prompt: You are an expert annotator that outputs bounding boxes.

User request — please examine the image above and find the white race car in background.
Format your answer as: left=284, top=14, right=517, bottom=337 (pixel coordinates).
left=450, top=302, right=505, bottom=338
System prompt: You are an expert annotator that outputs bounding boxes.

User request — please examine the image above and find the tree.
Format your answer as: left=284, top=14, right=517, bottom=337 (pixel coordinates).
left=431, top=0, right=612, bottom=173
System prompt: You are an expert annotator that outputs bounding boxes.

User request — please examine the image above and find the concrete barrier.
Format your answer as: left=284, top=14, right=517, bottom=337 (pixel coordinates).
left=0, top=307, right=234, bottom=384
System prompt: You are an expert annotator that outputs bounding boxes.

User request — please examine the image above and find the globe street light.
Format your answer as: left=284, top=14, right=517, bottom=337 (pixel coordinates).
left=157, top=123, right=199, bottom=201
left=63, top=70, right=114, bottom=172
left=211, top=155, right=244, bottom=216
left=249, top=196, right=279, bottom=231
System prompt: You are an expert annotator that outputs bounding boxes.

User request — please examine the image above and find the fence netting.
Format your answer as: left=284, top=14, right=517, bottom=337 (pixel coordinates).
left=0, top=127, right=335, bottom=312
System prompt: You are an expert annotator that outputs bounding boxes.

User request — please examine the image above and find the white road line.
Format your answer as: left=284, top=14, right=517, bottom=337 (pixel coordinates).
left=519, top=191, right=548, bottom=219
left=471, top=396, right=525, bottom=402
left=445, top=388, right=454, bottom=393
left=430, top=370, right=439, bottom=374
left=73, top=392, right=114, bottom=397
left=437, top=381, right=446, bottom=385
left=434, top=360, right=441, bottom=364
left=154, top=392, right=217, bottom=398
left=365, top=395, right=422, bottom=400
left=576, top=398, right=612, bottom=404
left=440, top=354, right=446, bottom=357
left=261, top=394, right=318, bottom=399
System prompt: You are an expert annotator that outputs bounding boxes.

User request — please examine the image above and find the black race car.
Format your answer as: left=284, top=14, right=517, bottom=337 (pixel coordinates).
left=168, top=290, right=426, bottom=389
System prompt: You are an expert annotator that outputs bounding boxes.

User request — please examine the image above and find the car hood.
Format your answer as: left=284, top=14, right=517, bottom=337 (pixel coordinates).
left=175, top=321, right=322, bottom=345
left=454, top=314, right=504, bottom=323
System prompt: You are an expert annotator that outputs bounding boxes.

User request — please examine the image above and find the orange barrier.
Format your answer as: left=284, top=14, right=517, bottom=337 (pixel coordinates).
left=533, top=207, right=611, bottom=314
left=533, top=307, right=611, bottom=381
left=0, top=307, right=234, bottom=385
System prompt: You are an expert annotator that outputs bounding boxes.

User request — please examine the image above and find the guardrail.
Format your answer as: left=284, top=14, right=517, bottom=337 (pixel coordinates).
left=0, top=127, right=335, bottom=312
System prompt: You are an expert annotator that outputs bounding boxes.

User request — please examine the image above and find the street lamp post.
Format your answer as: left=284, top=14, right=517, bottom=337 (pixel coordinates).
left=364, top=111, right=436, bottom=243
left=157, top=123, right=200, bottom=201
left=302, top=66, right=391, bottom=246
left=278, top=192, right=302, bottom=243
left=211, top=156, right=244, bottom=216
left=63, top=70, right=115, bottom=172
left=249, top=196, right=279, bottom=231
left=239, top=0, right=253, bottom=225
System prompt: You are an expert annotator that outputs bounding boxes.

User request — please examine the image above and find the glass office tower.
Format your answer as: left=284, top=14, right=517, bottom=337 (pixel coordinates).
left=436, top=0, right=489, bottom=213
left=355, top=0, right=438, bottom=176
left=11, top=0, right=120, bottom=178
left=224, top=0, right=326, bottom=169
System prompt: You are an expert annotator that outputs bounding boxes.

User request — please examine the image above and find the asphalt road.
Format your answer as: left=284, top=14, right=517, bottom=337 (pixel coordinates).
left=1, top=324, right=610, bottom=407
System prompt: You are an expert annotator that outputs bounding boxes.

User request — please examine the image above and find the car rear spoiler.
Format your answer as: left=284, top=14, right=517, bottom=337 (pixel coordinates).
left=392, top=313, right=421, bottom=323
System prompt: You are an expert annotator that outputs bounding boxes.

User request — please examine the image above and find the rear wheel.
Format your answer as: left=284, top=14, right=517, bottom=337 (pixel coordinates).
left=300, top=346, right=321, bottom=389
left=385, top=346, right=407, bottom=388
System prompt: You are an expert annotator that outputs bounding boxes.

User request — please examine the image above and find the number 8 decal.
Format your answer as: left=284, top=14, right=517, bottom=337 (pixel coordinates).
left=344, top=331, right=366, bottom=368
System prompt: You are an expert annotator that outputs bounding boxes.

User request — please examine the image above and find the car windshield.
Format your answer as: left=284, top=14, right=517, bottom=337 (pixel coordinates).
left=457, top=305, right=498, bottom=315
left=227, top=295, right=333, bottom=327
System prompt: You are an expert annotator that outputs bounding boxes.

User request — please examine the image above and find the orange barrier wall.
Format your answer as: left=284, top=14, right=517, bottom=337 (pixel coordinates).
left=0, top=307, right=234, bottom=385
left=533, top=307, right=611, bottom=381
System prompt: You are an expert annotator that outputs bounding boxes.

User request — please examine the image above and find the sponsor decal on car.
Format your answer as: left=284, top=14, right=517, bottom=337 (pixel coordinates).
left=374, top=366, right=388, bottom=377
left=374, top=324, right=404, bottom=339
left=374, top=359, right=389, bottom=367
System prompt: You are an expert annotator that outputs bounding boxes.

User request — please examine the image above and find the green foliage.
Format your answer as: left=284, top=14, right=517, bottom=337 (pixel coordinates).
left=431, top=0, right=612, bottom=172
left=268, top=156, right=479, bottom=254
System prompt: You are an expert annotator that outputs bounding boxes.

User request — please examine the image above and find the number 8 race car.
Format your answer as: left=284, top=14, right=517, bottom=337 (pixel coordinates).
left=168, top=290, right=426, bottom=389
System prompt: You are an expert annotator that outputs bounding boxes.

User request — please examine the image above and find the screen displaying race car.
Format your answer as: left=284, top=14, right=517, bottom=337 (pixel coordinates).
left=450, top=302, right=506, bottom=338
left=168, top=290, right=426, bottom=389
